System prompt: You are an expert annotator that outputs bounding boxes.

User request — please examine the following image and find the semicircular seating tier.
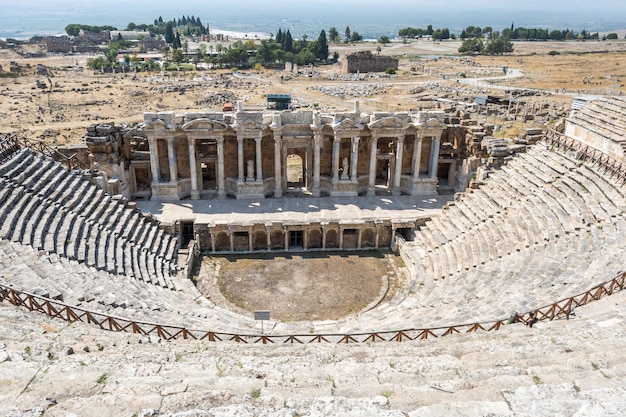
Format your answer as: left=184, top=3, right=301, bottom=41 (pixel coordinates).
left=1, top=142, right=625, bottom=336
left=0, top=149, right=179, bottom=289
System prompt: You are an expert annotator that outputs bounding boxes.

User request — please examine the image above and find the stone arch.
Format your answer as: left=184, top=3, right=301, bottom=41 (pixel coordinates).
left=253, top=230, right=267, bottom=251
left=270, top=229, right=284, bottom=250
left=215, top=232, right=229, bottom=252
left=361, top=228, right=375, bottom=248
left=325, top=229, right=338, bottom=249
left=308, top=229, right=322, bottom=249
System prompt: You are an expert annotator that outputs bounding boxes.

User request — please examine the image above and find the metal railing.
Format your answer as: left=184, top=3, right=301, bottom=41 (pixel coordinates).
left=1, top=271, right=624, bottom=343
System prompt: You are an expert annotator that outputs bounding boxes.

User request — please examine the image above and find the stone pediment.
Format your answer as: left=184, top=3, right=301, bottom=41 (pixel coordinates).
left=181, top=118, right=229, bottom=132
left=332, top=117, right=363, bottom=131
left=144, top=118, right=174, bottom=133
left=419, top=117, right=446, bottom=129
left=232, top=118, right=264, bottom=133
left=368, top=116, right=409, bottom=131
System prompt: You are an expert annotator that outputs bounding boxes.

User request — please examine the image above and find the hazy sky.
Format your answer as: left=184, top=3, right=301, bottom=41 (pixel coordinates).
left=2, top=0, right=626, bottom=38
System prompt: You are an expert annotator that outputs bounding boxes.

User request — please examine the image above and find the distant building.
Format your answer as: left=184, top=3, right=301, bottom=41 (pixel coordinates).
left=110, top=30, right=150, bottom=41
left=141, top=38, right=165, bottom=51
left=45, top=36, right=72, bottom=53
left=342, top=50, right=398, bottom=74
left=79, top=30, right=110, bottom=44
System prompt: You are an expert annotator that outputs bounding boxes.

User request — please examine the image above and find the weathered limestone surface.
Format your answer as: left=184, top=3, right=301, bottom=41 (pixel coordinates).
left=1, top=291, right=625, bottom=416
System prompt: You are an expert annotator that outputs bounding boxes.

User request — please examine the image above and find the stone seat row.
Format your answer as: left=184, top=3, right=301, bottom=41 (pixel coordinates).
left=394, top=143, right=626, bottom=328
left=0, top=178, right=175, bottom=286
left=0, top=150, right=176, bottom=253
left=569, top=107, right=626, bottom=142
left=582, top=103, right=626, bottom=133
left=0, top=239, right=259, bottom=334
left=0, top=149, right=178, bottom=287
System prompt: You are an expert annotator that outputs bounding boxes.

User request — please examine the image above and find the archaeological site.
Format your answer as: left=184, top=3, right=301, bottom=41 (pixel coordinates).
left=1, top=38, right=626, bottom=415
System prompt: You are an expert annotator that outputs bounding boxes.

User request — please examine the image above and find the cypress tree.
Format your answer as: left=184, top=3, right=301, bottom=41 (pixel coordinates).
left=165, top=22, right=175, bottom=44
left=284, top=30, right=293, bottom=53
left=317, top=29, right=328, bottom=60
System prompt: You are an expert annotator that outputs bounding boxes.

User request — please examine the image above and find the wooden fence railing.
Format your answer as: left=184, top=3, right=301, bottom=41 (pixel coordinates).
left=0, top=134, right=21, bottom=165
left=1, top=271, right=624, bottom=344
left=545, top=128, right=626, bottom=184
left=0, top=132, right=89, bottom=171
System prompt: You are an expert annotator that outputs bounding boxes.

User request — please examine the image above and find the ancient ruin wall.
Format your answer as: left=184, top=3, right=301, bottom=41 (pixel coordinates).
left=342, top=51, right=399, bottom=74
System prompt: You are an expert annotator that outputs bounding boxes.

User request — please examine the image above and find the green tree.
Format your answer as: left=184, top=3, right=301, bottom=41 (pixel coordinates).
left=458, top=38, right=484, bottom=54
left=606, top=32, right=618, bottom=40
left=197, top=43, right=207, bottom=59
left=105, top=47, right=118, bottom=64
left=283, top=30, right=293, bottom=53
left=165, top=22, right=175, bottom=44
left=65, top=24, right=81, bottom=37
left=171, top=48, right=184, bottom=63
left=350, top=31, right=362, bottom=42
left=317, top=29, right=329, bottom=60
left=378, top=35, right=390, bottom=44
left=484, top=37, right=513, bottom=55
left=345, top=26, right=351, bottom=42
left=549, top=30, right=562, bottom=40
left=328, top=27, right=339, bottom=43
left=87, top=56, right=107, bottom=70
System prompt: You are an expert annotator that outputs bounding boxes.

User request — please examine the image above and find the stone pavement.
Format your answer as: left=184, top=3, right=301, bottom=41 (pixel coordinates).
left=1, top=290, right=625, bottom=417
left=136, top=194, right=454, bottom=227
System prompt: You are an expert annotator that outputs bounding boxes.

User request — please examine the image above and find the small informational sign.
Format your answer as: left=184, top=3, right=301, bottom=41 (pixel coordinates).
left=254, top=311, right=270, bottom=321
left=254, top=310, right=270, bottom=334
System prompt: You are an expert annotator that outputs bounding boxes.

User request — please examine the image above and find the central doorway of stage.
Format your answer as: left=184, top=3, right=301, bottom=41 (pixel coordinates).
left=286, top=152, right=307, bottom=195
left=200, top=160, right=217, bottom=195
left=375, top=154, right=394, bottom=193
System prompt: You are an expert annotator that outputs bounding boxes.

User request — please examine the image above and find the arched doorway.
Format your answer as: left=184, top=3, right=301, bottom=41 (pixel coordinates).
left=286, top=153, right=305, bottom=191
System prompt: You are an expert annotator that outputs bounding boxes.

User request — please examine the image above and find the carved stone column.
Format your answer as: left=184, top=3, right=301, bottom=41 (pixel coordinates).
left=350, top=136, right=360, bottom=181
left=367, top=135, right=378, bottom=196
left=312, top=131, right=322, bottom=197
left=188, top=138, right=199, bottom=199
left=237, top=135, right=244, bottom=183
left=429, top=137, right=441, bottom=179
left=166, top=138, right=177, bottom=183
left=393, top=136, right=404, bottom=195
left=148, top=138, right=160, bottom=183
left=255, top=136, right=263, bottom=181
left=412, top=136, right=423, bottom=180
left=331, top=136, right=341, bottom=184
left=217, top=137, right=226, bottom=199
left=273, top=131, right=282, bottom=198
